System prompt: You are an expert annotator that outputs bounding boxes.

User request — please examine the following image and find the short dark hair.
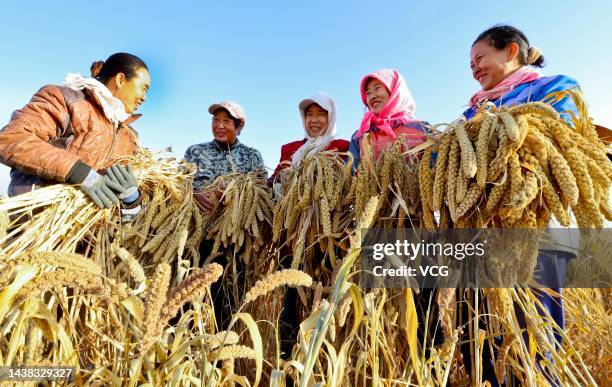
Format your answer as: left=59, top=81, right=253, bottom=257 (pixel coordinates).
left=473, top=25, right=545, bottom=68
left=92, top=53, right=148, bottom=84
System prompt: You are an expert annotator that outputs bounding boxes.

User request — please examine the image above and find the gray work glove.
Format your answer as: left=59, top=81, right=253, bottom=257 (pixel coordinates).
left=106, top=164, right=142, bottom=221
left=79, top=169, right=125, bottom=209
left=106, top=164, right=140, bottom=204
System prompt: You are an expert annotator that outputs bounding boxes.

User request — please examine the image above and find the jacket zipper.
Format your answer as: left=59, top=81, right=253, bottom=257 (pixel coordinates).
left=88, top=88, right=119, bottom=168
left=104, top=124, right=119, bottom=166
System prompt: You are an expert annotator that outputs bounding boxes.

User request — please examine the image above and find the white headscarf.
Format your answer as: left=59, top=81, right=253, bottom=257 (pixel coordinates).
left=64, top=73, right=129, bottom=127
left=291, top=92, right=338, bottom=166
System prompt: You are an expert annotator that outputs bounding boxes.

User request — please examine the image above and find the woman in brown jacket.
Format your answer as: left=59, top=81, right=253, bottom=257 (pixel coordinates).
left=0, top=52, right=150, bottom=209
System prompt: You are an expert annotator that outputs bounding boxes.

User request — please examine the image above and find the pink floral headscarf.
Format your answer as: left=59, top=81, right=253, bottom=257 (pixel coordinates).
left=356, top=69, right=419, bottom=139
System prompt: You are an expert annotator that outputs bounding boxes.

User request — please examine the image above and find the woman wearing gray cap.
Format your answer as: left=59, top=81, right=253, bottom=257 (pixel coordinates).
left=184, top=101, right=266, bottom=212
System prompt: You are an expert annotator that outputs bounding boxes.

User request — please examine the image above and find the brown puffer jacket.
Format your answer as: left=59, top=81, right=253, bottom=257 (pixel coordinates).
left=0, top=84, right=140, bottom=196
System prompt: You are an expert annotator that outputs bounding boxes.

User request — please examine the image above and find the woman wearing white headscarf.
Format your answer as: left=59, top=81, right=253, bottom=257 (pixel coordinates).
left=272, top=93, right=349, bottom=358
left=268, top=92, right=349, bottom=184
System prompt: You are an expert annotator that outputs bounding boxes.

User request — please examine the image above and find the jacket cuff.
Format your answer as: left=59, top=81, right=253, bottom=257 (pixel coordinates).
left=66, top=161, right=92, bottom=184
left=122, top=188, right=141, bottom=205
left=122, top=191, right=143, bottom=208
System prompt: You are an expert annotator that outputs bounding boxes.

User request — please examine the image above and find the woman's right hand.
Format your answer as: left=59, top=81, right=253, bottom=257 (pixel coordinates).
left=194, top=179, right=228, bottom=213
left=193, top=189, right=216, bottom=213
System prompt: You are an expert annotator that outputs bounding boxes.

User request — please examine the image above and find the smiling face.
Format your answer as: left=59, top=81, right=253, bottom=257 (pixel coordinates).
left=365, top=78, right=390, bottom=113
left=113, top=67, right=150, bottom=114
left=304, top=103, right=329, bottom=138
left=470, top=40, right=520, bottom=91
left=211, top=109, right=238, bottom=143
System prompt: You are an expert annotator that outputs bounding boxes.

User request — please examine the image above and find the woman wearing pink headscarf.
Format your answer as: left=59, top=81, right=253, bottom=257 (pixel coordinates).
left=348, top=69, right=428, bottom=168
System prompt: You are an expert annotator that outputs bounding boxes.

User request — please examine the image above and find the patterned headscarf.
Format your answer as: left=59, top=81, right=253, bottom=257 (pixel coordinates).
left=355, top=69, right=419, bottom=139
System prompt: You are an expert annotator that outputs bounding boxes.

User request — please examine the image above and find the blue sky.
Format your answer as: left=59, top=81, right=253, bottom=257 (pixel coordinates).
left=0, top=1, right=610, bottom=194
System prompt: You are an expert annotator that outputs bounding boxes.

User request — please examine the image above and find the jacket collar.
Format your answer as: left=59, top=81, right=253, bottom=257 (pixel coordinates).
left=84, top=88, right=142, bottom=126
left=213, top=138, right=239, bottom=151
left=123, top=114, right=142, bottom=126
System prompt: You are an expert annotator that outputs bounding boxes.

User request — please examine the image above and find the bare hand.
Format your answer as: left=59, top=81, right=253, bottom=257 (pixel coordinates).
left=193, top=189, right=217, bottom=213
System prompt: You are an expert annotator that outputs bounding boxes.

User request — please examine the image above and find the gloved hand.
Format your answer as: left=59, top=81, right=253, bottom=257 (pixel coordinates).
left=106, top=164, right=140, bottom=204
left=79, top=169, right=125, bottom=209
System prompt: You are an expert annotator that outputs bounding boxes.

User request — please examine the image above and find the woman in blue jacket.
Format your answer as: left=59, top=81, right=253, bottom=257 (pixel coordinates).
left=466, top=26, right=579, bottom=121
left=462, top=24, right=583, bottom=386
